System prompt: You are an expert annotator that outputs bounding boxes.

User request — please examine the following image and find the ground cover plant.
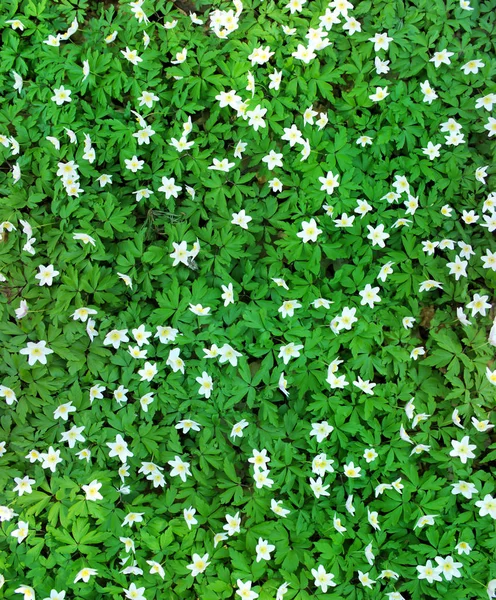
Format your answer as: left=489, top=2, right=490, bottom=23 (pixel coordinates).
left=0, top=0, right=495, bottom=598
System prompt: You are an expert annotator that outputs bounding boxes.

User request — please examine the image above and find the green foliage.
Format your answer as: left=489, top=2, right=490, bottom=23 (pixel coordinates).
left=0, top=0, right=495, bottom=599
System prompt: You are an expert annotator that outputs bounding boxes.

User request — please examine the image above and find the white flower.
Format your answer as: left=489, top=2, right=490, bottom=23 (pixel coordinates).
left=337, top=306, right=358, bottom=331
left=319, top=170, right=340, bottom=195
left=234, top=140, right=247, bottom=158
left=196, top=372, right=213, bottom=398
left=132, top=324, right=152, bottom=347
left=262, top=149, right=284, bottom=171
left=282, top=124, right=303, bottom=147
left=367, top=509, right=380, bottom=531
left=446, top=256, right=468, bottom=280
left=253, top=469, right=274, bottom=489
left=461, top=59, right=484, bottom=74
left=455, top=306, right=471, bottom=326
left=449, top=436, right=476, bottom=464
left=72, top=307, right=97, bottom=322
left=451, top=480, right=477, bottom=499
left=147, top=560, right=165, bottom=579
left=12, top=70, right=23, bottom=92
left=89, top=384, right=105, bottom=404
left=60, top=425, right=85, bottom=448
left=138, top=361, right=158, bottom=382
left=35, top=264, right=59, bottom=286
left=278, top=342, right=303, bottom=365
left=169, top=136, right=194, bottom=152
left=455, top=541, right=472, bottom=555
left=342, top=16, right=361, bottom=35
left=422, top=141, right=441, bottom=160
left=359, top=284, right=381, bottom=308
left=12, top=162, right=21, bottom=183
left=189, top=303, right=210, bottom=316
left=374, top=56, right=390, bottom=74
left=208, top=158, right=235, bottom=172
left=333, top=514, right=347, bottom=533
left=312, top=453, right=334, bottom=477
left=163, top=19, right=178, bottom=30
left=466, top=293, right=491, bottom=317
left=133, top=125, right=156, bottom=145
left=51, top=86, right=72, bottom=105
left=103, top=329, right=129, bottom=349
left=363, top=448, right=378, bottom=463
left=81, top=479, right=103, bottom=501
left=248, top=45, right=274, bottom=65
left=345, top=495, right=355, bottom=515
left=166, top=348, right=185, bottom=374
left=221, top=283, right=235, bottom=306
left=235, top=580, right=258, bottom=600
left=53, top=401, right=76, bottom=421
left=419, top=279, right=443, bottom=292
left=367, top=223, right=389, bottom=247
left=343, top=461, right=361, bottom=478
left=6, top=19, right=25, bottom=31
left=12, top=521, right=30, bottom=544
left=187, top=553, right=210, bottom=577
left=310, top=421, right=334, bottom=443
left=430, top=49, right=454, bottom=68
left=297, top=218, right=322, bottom=243
left=230, top=419, right=249, bottom=438
left=255, top=537, right=275, bottom=562
left=270, top=499, right=290, bottom=518
left=311, top=565, right=336, bottom=592
left=410, top=346, right=425, bottom=360
left=140, top=393, right=154, bottom=412
left=369, top=86, right=389, bottom=102
left=13, top=476, right=35, bottom=496
left=15, top=299, right=29, bottom=319
left=171, top=48, right=188, bottom=64
left=183, top=506, right=198, bottom=530
left=107, top=434, right=134, bottom=463
left=292, top=44, right=316, bottom=63
left=218, top=343, right=242, bottom=366
left=435, top=556, right=463, bottom=581
left=73, top=232, right=96, bottom=246
left=155, top=326, right=179, bottom=344
left=168, top=456, right=192, bottom=482
left=377, top=261, right=394, bottom=282
left=420, top=80, right=438, bottom=103
left=312, top=298, right=332, bottom=309
left=121, top=47, right=143, bottom=65
left=334, top=213, right=355, bottom=227
left=40, top=447, right=63, bottom=473
left=0, top=385, right=17, bottom=405
left=139, top=90, right=159, bottom=108
left=415, top=514, right=437, bottom=528
left=358, top=570, right=376, bottom=588
left=80, top=59, right=90, bottom=83
left=364, top=542, right=375, bottom=565
left=124, top=155, right=144, bottom=172
left=231, top=209, right=252, bottom=229
left=278, top=300, right=301, bottom=319
left=246, top=104, right=267, bottom=131
left=316, top=112, right=328, bottom=129
left=268, top=70, right=282, bottom=90
left=170, top=241, right=190, bottom=266
left=20, top=340, right=53, bottom=366
left=356, top=135, right=373, bottom=147
left=476, top=94, right=496, bottom=111
left=353, top=377, right=376, bottom=395
left=475, top=495, right=496, bottom=519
